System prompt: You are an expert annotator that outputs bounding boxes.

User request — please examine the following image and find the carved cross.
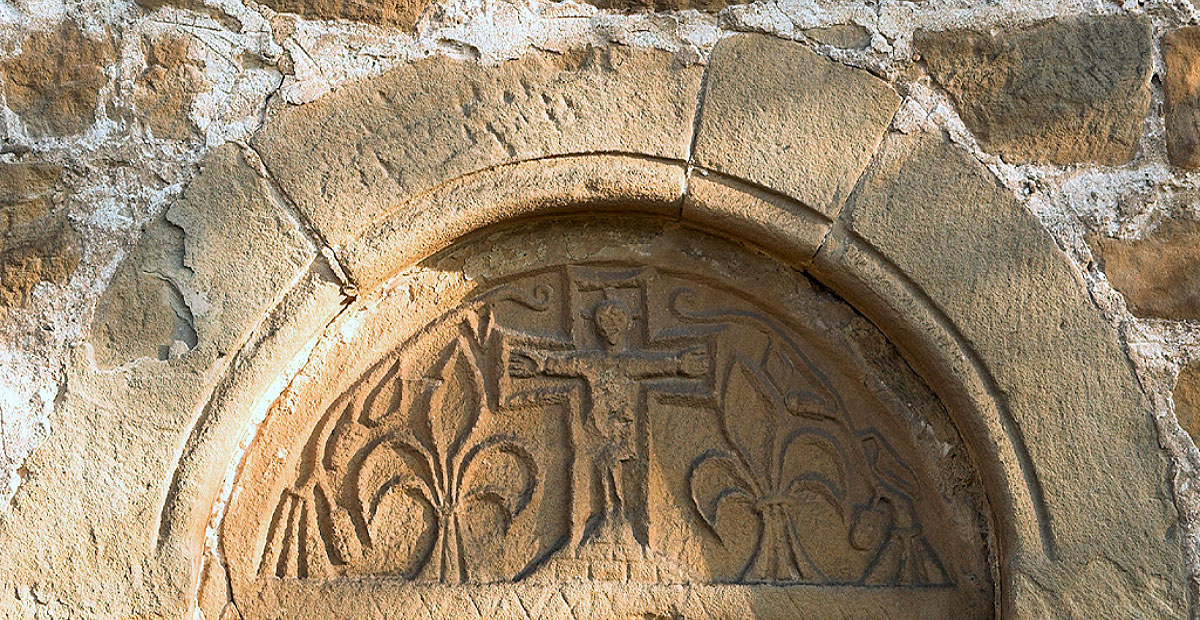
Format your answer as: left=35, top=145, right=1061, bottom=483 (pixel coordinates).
left=508, top=295, right=711, bottom=551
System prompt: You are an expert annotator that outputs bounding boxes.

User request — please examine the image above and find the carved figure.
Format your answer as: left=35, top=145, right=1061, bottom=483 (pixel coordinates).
left=509, top=298, right=709, bottom=550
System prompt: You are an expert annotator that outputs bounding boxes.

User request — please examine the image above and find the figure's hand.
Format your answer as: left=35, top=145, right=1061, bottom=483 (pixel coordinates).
left=508, top=351, right=541, bottom=377
left=679, top=346, right=709, bottom=376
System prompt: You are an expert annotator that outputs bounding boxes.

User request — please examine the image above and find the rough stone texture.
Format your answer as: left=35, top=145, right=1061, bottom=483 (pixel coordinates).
left=0, top=162, right=78, bottom=307
left=1178, top=361, right=1200, bottom=443
left=828, top=130, right=1184, bottom=616
left=133, top=0, right=207, bottom=10
left=133, top=33, right=208, bottom=141
left=1092, top=217, right=1200, bottom=321
left=692, top=34, right=900, bottom=216
left=915, top=15, right=1152, bottom=166
left=1, top=22, right=115, bottom=137
left=89, top=143, right=313, bottom=365
left=253, top=45, right=702, bottom=246
left=682, top=170, right=829, bottom=265
left=1165, top=27, right=1200, bottom=170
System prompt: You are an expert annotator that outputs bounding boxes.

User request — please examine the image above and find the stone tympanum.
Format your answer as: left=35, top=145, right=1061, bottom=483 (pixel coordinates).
left=220, top=218, right=993, bottom=619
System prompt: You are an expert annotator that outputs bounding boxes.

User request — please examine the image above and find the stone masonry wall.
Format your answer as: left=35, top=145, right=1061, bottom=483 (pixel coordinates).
left=3, top=0, right=1200, bottom=616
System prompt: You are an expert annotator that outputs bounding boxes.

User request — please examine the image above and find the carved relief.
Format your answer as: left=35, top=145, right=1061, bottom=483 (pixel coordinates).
left=223, top=220, right=992, bottom=618
left=256, top=264, right=959, bottom=588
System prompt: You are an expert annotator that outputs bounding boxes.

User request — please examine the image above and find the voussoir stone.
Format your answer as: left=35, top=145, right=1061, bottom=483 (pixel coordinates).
left=1, top=22, right=115, bottom=137
left=252, top=46, right=703, bottom=246
left=1164, top=27, right=1200, bottom=169
left=692, top=33, right=900, bottom=217
left=89, top=144, right=312, bottom=366
left=833, top=130, right=1183, bottom=614
left=1091, top=217, right=1200, bottom=321
left=915, top=14, right=1152, bottom=166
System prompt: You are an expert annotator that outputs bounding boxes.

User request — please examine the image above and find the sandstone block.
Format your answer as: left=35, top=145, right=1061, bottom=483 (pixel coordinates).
left=1176, top=360, right=1200, bottom=441
left=341, top=154, right=686, bottom=289
left=804, top=24, right=873, bottom=49
left=1164, top=27, right=1200, bottom=169
left=692, top=34, right=899, bottom=217
left=1091, top=217, right=1200, bottom=321
left=252, top=46, right=703, bottom=246
left=134, top=33, right=207, bottom=140
left=2, top=22, right=115, bottom=136
left=89, top=144, right=312, bottom=366
left=0, top=162, right=77, bottom=307
left=255, top=0, right=430, bottom=29
left=915, top=15, right=1152, bottom=166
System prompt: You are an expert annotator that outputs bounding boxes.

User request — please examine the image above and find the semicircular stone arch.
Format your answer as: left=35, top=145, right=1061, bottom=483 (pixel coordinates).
left=137, top=33, right=1186, bottom=620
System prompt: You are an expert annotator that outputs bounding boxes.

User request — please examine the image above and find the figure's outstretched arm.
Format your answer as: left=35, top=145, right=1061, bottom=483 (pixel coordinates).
left=627, top=346, right=710, bottom=378
left=508, top=350, right=588, bottom=377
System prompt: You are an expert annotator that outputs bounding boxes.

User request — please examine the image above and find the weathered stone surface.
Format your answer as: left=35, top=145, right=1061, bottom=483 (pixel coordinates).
left=1176, top=361, right=1200, bottom=442
left=692, top=34, right=900, bottom=216
left=1, top=23, right=115, bottom=136
left=134, top=33, right=207, bottom=140
left=1164, top=27, right=1200, bottom=169
left=915, top=15, right=1152, bottom=166
left=1091, top=217, right=1200, bottom=321
left=256, top=0, right=431, bottom=28
left=253, top=46, right=703, bottom=246
left=0, top=346, right=219, bottom=619
left=0, top=162, right=78, bottom=307
left=89, top=219, right=197, bottom=368
left=804, top=24, right=873, bottom=49
left=89, top=144, right=313, bottom=365
left=827, top=129, right=1183, bottom=615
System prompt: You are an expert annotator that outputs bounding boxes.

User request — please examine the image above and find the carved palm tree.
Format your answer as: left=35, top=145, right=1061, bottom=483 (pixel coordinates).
left=689, top=353, right=848, bottom=583
left=352, top=339, right=537, bottom=583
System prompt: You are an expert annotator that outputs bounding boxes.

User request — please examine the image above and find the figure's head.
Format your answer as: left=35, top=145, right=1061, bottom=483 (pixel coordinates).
left=592, top=299, right=633, bottom=347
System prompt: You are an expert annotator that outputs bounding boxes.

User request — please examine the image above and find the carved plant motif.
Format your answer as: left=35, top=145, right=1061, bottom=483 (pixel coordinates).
left=689, top=352, right=848, bottom=583
left=351, top=336, right=537, bottom=583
